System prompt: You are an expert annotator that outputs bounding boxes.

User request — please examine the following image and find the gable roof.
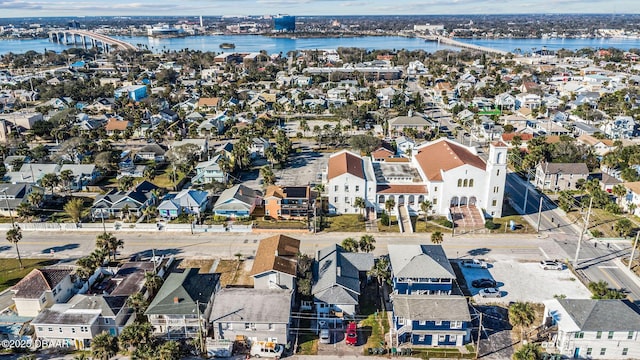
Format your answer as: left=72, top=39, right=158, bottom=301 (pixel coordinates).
left=12, top=268, right=72, bottom=299
left=312, top=244, right=373, bottom=304
left=145, top=268, right=220, bottom=315
left=388, top=244, right=455, bottom=279
left=540, top=162, right=589, bottom=175
left=210, top=288, right=293, bottom=324
left=414, top=139, right=486, bottom=181
left=392, top=295, right=471, bottom=322
left=250, top=234, right=300, bottom=277
left=214, top=185, right=260, bottom=209
left=327, top=151, right=365, bottom=180
left=555, top=299, right=640, bottom=332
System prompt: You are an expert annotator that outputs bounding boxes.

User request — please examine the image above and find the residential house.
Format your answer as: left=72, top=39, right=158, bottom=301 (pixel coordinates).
left=145, top=268, right=221, bottom=338
left=192, top=155, right=228, bottom=184
left=104, top=118, right=132, bottom=135
left=157, top=189, right=209, bottom=219
left=133, top=143, right=167, bottom=163
left=4, top=163, right=59, bottom=184
left=391, top=295, right=471, bottom=347
left=601, top=116, right=636, bottom=139
left=395, top=136, right=416, bottom=157
left=515, top=93, right=542, bottom=110
left=597, top=173, right=621, bottom=193
left=250, top=234, right=300, bottom=290
left=576, top=134, right=616, bottom=156
left=535, top=162, right=589, bottom=192
left=388, top=244, right=455, bottom=296
left=32, top=294, right=130, bottom=350
left=90, top=180, right=159, bottom=219
left=210, top=288, right=293, bottom=345
left=573, top=123, right=601, bottom=137
left=326, top=150, right=377, bottom=215
left=197, top=97, right=222, bottom=111
left=389, top=113, right=433, bottom=135
left=212, top=184, right=262, bottom=219
left=0, top=183, right=43, bottom=217
left=59, top=164, right=100, bottom=191
left=114, top=85, right=147, bottom=102
left=250, top=137, right=271, bottom=158
left=11, top=268, right=75, bottom=317
left=0, top=111, right=42, bottom=131
left=622, top=182, right=640, bottom=216
left=312, top=244, right=373, bottom=324
left=542, top=299, right=640, bottom=359
left=263, top=185, right=311, bottom=219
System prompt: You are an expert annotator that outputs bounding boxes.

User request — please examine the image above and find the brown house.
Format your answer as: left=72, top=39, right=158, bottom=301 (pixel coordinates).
left=264, top=185, right=312, bottom=220
left=250, top=234, right=300, bottom=289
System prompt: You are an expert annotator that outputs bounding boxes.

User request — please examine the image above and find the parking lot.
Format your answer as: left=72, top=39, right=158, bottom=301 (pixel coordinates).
left=459, top=260, right=592, bottom=304
left=277, top=146, right=331, bottom=187
left=317, top=325, right=365, bottom=356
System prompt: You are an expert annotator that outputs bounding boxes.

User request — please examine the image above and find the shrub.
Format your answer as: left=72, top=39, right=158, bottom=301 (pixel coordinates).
left=484, top=219, right=498, bottom=230
left=380, top=213, right=389, bottom=226
left=357, top=214, right=365, bottom=222
left=264, top=215, right=272, bottom=221
left=591, top=229, right=603, bottom=238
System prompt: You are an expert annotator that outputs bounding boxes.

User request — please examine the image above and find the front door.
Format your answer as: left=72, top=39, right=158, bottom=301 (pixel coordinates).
left=574, top=347, right=580, bottom=358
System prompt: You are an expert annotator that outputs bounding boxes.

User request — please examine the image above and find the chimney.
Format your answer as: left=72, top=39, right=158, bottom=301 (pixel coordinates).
left=173, top=297, right=179, bottom=304
left=337, top=266, right=341, bottom=277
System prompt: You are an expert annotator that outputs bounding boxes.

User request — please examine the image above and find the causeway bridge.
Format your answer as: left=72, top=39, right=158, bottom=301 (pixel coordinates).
left=417, top=34, right=508, bottom=56
left=48, top=29, right=137, bottom=52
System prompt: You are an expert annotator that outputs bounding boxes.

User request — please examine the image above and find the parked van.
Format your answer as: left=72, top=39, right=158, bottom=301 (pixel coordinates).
left=250, top=341, right=284, bottom=358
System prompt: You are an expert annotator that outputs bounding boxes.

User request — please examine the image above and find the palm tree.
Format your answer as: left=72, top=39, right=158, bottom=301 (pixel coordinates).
left=612, top=184, right=627, bottom=206
left=217, top=156, right=232, bottom=183
left=384, top=198, right=395, bottom=215
left=513, top=343, right=542, bottom=360
left=27, top=191, right=44, bottom=209
left=144, top=271, right=164, bottom=297
left=59, top=169, right=74, bottom=193
left=118, top=176, right=134, bottom=192
left=158, top=340, right=181, bottom=360
left=419, top=200, right=433, bottom=223
left=341, top=237, right=359, bottom=252
left=91, top=332, right=118, bottom=360
left=96, top=232, right=123, bottom=261
left=260, top=165, right=276, bottom=186
left=508, top=302, right=536, bottom=340
left=431, top=231, right=444, bottom=244
left=143, top=163, right=156, bottom=181
left=142, top=205, right=157, bottom=222
left=6, top=226, right=23, bottom=269
left=359, top=234, right=376, bottom=253
left=64, top=197, right=85, bottom=223
left=367, top=256, right=391, bottom=286
left=40, top=173, right=59, bottom=196
left=125, top=292, right=149, bottom=321
left=354, top=197, right=366, bottom=217
left=119, top=321, right=153, bottom=353
left=16, top=202, right=33, bottom=221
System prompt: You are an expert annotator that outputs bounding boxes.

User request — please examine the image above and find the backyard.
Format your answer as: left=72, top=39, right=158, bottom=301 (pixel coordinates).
left=322, top=214, right=366, bottom=232
left=0, top=258, right=59, bottom=292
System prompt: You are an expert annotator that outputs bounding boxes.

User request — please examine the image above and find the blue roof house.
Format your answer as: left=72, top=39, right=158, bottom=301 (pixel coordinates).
left=157, top=189, right=209, bottom=219
left=114, top=85, right=148, bottom=102
left=388, top=244, right=455, bottom=295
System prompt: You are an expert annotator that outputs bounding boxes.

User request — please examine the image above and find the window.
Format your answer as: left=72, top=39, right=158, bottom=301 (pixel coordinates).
left=469, top=179, right=474, bottom=187
left=438, top=334, right=446, bottom=342
left=344, top=197, right=349, bottom=203
left=37, top=327, right=43, bottom=332
left=449, top=335, right=456, bottom=342
left=451, top=321, right=462, bottom=329
left=492, top=199, right=497, bottom=206
left=600, top=348, right=606, bottom=356
left=434, top=186, right=438, bottom=192
left=334, top=185, right=338, bottom=192
left=433, top=198, right=437, bottom=205
left=596, top=331, right=602, bottom=339
left=586, top=348, right=592, bottom=356
left=463, top=179, right=468, bottom=187
left=496, top=169, right=500, bottom=176
left=334, top=197, right=338, bottom=203
left=344, top=185, right=349, bottom=192
left=457, top=179, right=462, bottom=187
left=48, top=327, right=53, bottom=332
left=397, top=317, right=405, bottom=325
left=52, top=288, right=57, bottom=296
left=59, top=327, right=63, bottom=333
left=608, top=331, right=614, bottom=339
left=268, top=323, right=274, bottom=331
left=245, top=323, right=251, bottom=330
left=418, top=321, right=426, bottom=326
left=355, top=185, right=360, bottom=192
left=265, top=210, right=270, bottom=215
left=435, top=320, right=443, bottom=326
left=81, top=326, right=88, bottom=332
left=574, top=332, right=584, bottom=339
left=628, top=331, right=634, bottom=339
left=71, top=328, right=76, bottom=333
left=417, top=335, right=424, bottom=342
left=623, top=348, right=629, bottom=356
left=493, top=186, right=499, bottom=193
left=41, top=297, right=46, bottom=304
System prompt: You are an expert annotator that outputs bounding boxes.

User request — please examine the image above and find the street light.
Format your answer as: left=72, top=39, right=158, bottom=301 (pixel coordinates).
left=1, top=188, right=15, bottom=228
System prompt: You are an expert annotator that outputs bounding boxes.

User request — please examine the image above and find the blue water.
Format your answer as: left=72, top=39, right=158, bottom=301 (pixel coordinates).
left=1, top=35, right=639, bottom=55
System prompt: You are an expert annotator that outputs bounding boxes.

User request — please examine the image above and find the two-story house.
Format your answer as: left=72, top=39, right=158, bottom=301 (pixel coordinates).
left=312, top=244, right=373, bottom=325
left=391, top=295, right=471, bottom=347
left=157, top=189, right=210, bottom=219
left=212, top=185, right=262, bottom=219
left=542, top=299, right=640, bottom=359
left=263, top=185, right=312, bottom=220
left=250, top=234, right=300, bottom=290
left=326, top=150, right=377, bottom=215
left=145, top=268, right=221, bottom=338
left=388, top=244, right=455, bottom=296
left=0, top=183, right=43, bottom=217
left=192, top=155, right=228, bottom=184
left=90, top=180, right=159, bottom=220
left=11, top=268, right=75, bottom=317
left=210, top=288, right=293, bottom=345
left=535, top=162, right=589, bottom=192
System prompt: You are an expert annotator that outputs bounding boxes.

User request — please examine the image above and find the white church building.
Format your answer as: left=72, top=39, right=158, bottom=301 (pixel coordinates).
left=325, top=138, right=508, bottom=220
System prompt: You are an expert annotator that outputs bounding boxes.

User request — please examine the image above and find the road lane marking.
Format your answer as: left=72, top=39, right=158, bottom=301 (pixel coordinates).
left=599, top=267, right=622, bottom=289
left=597, top=266, right=618, bottom=269
left=539, top=247, right=550, bottom=259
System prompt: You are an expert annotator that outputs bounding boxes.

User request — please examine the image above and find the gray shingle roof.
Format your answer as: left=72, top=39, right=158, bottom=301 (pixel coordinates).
left=558, top=299, right=640, bottom=331
left=542, top=163, right=589, bottom=175
left=146, top=268, right=220, bottom=315
left=388, top=245, right=455, bottom=279
left=209, top=288, right=292, bottom=324
left=392, top=295, right=471, bottom=322
left=312, top=245, right=373, bottom=302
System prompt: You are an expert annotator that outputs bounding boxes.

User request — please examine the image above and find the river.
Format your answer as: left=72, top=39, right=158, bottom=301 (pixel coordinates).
left=0, top=34, right=639, bottom=55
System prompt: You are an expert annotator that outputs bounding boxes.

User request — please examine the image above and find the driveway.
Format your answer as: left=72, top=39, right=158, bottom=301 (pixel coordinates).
left=459, top=260, right=592, bottom=304
left=317, top=324, right=364, bottom=357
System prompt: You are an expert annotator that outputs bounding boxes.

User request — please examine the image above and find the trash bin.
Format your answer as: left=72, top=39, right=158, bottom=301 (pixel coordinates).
left=510, top=220, right=516, bottom=231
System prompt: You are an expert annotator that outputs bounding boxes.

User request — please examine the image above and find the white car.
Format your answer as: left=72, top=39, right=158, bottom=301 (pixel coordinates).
left=250, top=342, right=284, bottom=358
left=320, top=329, right=330, bottom=344
left=461, top=259, right=488, bottom=269
left=479, top=288, right=502, bottom=298
left=539, top=260, right=563, bottom=270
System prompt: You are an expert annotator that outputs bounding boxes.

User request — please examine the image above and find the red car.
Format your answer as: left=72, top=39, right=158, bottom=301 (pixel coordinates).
left=345, top=322, right=358, bottom=345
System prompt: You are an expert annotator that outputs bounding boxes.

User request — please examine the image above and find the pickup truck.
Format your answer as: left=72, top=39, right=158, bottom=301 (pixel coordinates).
left=460, top=259, right=488, bottom=269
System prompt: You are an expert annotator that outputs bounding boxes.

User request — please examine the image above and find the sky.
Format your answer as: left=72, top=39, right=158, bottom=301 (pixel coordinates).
left=0, top=0, right=639, bottom=18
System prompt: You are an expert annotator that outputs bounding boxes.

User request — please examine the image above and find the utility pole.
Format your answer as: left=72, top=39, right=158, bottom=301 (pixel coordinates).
left=536, top=196, right=543, bottom=232
left=196, top=300, right=206, bottom=355
left=574, top=197, right=593, bottom=268
left=522, top=170, right=531, bottom=213
left=475, top=312, right=483, bottom=360
left=629, top=232, right=639, bottom=270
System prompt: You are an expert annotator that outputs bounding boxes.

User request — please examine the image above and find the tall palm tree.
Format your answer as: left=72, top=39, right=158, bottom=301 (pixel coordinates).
left=354, top=197, right=366, bottom=217
left=91, top=332, right=118, bottom=360
left=96, top=232, right=123, bottom=261
left=158, top=340, right=181, bottom=360
left=119, top=321, right=153, bottom=353
left=341, top=237, right=359, bottom=252
left=125, top=292, right=149, bottom=320
left=40, top=173, right=59, bottom=196
left=612, top=184, right=627, bottom=207
left=359, top=234, right=376, bottom=253
left=509, top=302, right=536, bottom=340
left=6, top=226, right=23, bottom=269
left=420, top=200, right=433, bottom=223
left=144, top=271, right=164, bottom=297
left=27, top=191, right=44, bottom=209
left=384, top=198, right=395, bottom=228
left=431, top=231, right=444, bottom=244
left=59, top=169, right=74, bottom=193
left=367, top=256, right=391, bottom=286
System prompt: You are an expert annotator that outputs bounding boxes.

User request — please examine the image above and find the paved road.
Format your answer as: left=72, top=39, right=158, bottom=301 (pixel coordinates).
left=506, top=171, right=640, bottom=302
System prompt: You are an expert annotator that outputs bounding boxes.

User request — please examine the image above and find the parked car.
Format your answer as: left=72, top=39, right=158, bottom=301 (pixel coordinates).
left=479, top=288, right=502, bottom=298
left=250, top=341, right=284, bottom=358
left=461, top=259, right=488, bottom=269
left=320, top=329, right=330, bottom=344
left=539, top=260, right=563, bottom=270
left=345, top=321, right=357, bottom=345
left=472, top=278, right=497, bottom=288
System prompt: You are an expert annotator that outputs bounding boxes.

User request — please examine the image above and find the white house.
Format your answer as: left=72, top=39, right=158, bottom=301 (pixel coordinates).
left=326, top=150, right=377, bottom=215
left=11, top=268, right=75, bottom=317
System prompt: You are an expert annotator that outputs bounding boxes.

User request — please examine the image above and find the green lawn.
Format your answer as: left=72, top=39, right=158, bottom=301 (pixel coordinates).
left=254, top=219, right=307, bottom=230
left=489, top=214, right=537, bottom=234
left=296, top=311, right=318, bottom=355
left=566, top=208, right=634, bottom=238
left=0, top=258, right=59, bottom=292
left=152, top=169, right=187, bottom=189
left=413, top=217, right=452, bottom=233
left=322, top=214, right=366, bottom=232
left=361, top=312, right=387, bottom=352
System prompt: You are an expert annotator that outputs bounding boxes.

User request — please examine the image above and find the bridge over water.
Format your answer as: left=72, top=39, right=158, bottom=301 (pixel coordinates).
left=48, top=29, right=137, bottom=52
left=417, top=34, right=508, bottom=56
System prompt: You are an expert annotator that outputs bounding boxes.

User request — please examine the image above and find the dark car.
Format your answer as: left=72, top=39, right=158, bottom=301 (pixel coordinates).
left=472, top=278, right=497, bottom=288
